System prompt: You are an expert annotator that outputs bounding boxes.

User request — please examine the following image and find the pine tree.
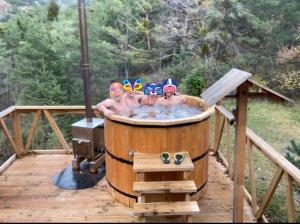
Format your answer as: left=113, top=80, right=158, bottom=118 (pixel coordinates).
left=285, top=140, right=300, bottom=169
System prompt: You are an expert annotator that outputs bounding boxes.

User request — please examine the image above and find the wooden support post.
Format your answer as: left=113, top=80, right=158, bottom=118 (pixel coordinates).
left=0, top=118, right=20, bottom=156
left=255, top=167, right=283, bottom=220
left=247, top=139, right=258, bottom=214
left=233, top=82, right=249, bottom=222
left=12, top=111, right=24, bottom=156
left=43, top=110, right=71, bottom=153
left=136, top=172, right=146, bottom=222
left=25, top=110, right=41, bottom=151
left=226, top=119, right=232, bottom=178
left=284, top=171, right=296, bottom=223
left=213, top=101, right=221, bottom=154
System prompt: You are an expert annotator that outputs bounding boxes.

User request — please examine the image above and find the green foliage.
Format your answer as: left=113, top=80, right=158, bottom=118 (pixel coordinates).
left=47, top=0, right=60, bottom=21
left=179, top=72, right=205, bottom=96
left=285, top=140, right=300, bottom=169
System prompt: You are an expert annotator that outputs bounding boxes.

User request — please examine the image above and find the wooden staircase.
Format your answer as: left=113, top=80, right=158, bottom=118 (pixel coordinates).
left=133, top=152, right=200, bottom=222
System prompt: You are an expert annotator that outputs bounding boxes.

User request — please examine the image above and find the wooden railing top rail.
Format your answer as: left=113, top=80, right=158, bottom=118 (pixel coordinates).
left=215, top=105, right=235, bottom=125
left=247, top=128, right=300, bottom=186
left=0, top=106, right=15, bottom=119
left=14, top=105, right=98, bottom=112
left=216, top=104, right=300, bottom=186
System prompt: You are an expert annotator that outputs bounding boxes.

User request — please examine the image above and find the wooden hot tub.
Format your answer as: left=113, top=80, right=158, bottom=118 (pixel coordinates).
left=104, top=96, right=214, bottom=207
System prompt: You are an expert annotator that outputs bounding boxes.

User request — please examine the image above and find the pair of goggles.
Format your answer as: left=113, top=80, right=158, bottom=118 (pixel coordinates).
left=144, top=83, right=163, bottom=96
left=163, top=78, right=177, bottom=94
left=160, top=152, right=185, bottom=165
left=122, top=79, right=143, bottom=93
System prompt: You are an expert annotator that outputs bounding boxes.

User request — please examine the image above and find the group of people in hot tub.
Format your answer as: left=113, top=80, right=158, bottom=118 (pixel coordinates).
left=96, top=78, right=186, bottom=117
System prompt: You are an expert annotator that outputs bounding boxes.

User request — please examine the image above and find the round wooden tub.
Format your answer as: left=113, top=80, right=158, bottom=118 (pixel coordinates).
left=104, top=96, right=214, bottom=207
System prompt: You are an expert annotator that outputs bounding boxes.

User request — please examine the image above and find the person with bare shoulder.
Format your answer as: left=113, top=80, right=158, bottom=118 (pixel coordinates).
left=122, top=78, right=144, bottom=116
left=156, top=78, right=186, bottom=106
left=140, top=83, right=164, bottom=106
left=96, top=82, right=124, bottom=117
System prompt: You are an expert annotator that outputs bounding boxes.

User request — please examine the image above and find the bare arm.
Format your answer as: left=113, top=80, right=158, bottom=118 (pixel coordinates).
left=96, top=99, right=115, bottom=117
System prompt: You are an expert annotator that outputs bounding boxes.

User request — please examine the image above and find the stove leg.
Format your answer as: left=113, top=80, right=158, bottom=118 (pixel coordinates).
left=89, top=153, right=105, bottom=174
left=72, top=156, right=85, bottom=171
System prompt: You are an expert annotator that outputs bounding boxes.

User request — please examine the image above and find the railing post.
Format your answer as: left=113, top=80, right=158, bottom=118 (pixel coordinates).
left=12, top=111, right=25, bottom=156
left=284, top=171, right=296, bottom=223
left=213, top=101, right=221, bottom=154
left=233, top=82, right=249, bottom=222
left=247, top=138, right=258, bottom=214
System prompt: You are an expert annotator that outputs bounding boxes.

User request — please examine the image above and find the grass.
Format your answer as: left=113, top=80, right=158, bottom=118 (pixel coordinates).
left=217, top=98, right=300, bottom=222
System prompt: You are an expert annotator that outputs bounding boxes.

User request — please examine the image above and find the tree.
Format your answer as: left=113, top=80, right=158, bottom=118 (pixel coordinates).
left=47, top=0, right=60, bottom=21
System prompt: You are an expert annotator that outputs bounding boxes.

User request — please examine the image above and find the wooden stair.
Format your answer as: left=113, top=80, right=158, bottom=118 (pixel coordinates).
left=133, top=180, right=197, bottom=194
left=133, top=152, right=200, bottom=223
left=134, top=201, right=200, bottom=216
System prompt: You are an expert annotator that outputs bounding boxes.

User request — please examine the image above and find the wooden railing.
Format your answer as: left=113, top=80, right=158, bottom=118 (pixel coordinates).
left=213, top=105, right=300, bottom=223
left=1, top=105, right=299, bottom=222
left=0, top=106, right=101, bottom=160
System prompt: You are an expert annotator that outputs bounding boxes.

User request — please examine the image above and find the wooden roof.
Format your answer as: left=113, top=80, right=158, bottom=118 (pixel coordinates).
left=201, top=68, right=252, bottom=106
left=201, top=68, right=293, bottom=105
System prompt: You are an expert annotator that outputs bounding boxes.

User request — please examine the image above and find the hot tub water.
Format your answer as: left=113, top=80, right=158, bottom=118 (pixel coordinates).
left=121, top=103, right=203, bottom=120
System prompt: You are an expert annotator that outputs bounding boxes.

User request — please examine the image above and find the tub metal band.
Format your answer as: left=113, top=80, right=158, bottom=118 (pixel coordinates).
left=192, top=149, right=209, bottom=163
left=105, top=149, right=134, bottom=165
left=107, top=116, right=210, bottom=128
left=107, top=178, right=138, bottom=201
left=105, top=148, right=209, bottom=165
left=190, top=178, right=208, bottom=196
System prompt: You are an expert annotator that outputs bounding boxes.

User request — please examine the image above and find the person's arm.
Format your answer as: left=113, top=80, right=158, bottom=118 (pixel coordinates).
left=96, top=99, right=114, bottom=117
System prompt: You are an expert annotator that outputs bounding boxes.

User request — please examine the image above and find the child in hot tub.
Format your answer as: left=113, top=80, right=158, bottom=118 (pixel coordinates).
left=140, top=82, right=163, bottom=106
left=156, top=78, right=186, bottom=106
left=96, top=82, right=125, bottom=117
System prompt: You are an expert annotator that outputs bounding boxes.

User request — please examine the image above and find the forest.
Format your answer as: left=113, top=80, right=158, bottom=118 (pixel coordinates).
left=0, top=0, right=299, bottom=222
left=0, top=0, right=299, bottom=110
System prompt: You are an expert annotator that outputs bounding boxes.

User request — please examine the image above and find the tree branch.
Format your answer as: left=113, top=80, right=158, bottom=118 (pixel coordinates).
left=106, top=32, right=149, bottom=53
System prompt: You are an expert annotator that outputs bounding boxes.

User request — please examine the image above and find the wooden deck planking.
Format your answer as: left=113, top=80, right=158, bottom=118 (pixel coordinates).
left=0, top=154, right=256, bottom=223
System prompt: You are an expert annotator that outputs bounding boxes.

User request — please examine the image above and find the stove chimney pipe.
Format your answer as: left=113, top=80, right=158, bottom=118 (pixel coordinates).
left=78, top=0, right=93, bottom=122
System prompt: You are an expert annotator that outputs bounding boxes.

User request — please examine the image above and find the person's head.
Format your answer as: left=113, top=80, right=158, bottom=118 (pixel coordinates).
left=144, top=83, right=163, bottom=97
left=163, top=78, right=177, bottom=98
left=122, top=78, right=143, bottom=96
left=109, top=82, right=123, bottom=102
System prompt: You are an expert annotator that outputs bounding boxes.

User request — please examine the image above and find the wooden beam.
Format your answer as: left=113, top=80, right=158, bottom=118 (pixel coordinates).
left=243, top=186, right=269, bottom=223
left=247, top=139, right=257, bottom=214
left=93, top=109, right=101, bottom=118
left=31, top=149, right=70, bottom=154
left=213, top=115, right=225, bottom=154
left=284, top=171, right=296, bottom=223
left=246, top=79, right=294, bottom=104
left=255, top=167, right=284, bottom=220
left=25, top=110, right=41, bottom=151
left=213, top=104, right=221, bottom=154
left=233, top=82, right=249, bottom=222
left=0, top=118, right=21, bottom=156
left=0, top=154, right=16, bottom=174
left=225, top=119, right=233, bottom=178
left=0, top=106, right=15, bottom=119
left=43, top=110, right=71, bottom=154
left=12, top=111, right=24, bottom=155
left=247, top=128, right=300, bottom=186
left=216, top=105, right=235, bottom=125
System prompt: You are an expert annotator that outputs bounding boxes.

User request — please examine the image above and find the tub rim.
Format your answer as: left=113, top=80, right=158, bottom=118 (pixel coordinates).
left=107, top=95, right=215, bottom=126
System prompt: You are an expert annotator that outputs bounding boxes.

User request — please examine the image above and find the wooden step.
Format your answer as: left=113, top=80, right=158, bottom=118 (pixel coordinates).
left=133, top=152, right=194, bottom=173
left=134, top=201, right=200, bottom=216
left=133, top=181, right=197, bottom=194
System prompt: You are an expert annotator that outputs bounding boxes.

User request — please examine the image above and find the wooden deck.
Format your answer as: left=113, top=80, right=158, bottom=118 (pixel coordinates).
left=0, top=154, right=256, bottom=223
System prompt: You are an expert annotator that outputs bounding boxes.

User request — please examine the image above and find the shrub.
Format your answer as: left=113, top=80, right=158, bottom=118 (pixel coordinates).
left=179, top=72, right=205, bottom=96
